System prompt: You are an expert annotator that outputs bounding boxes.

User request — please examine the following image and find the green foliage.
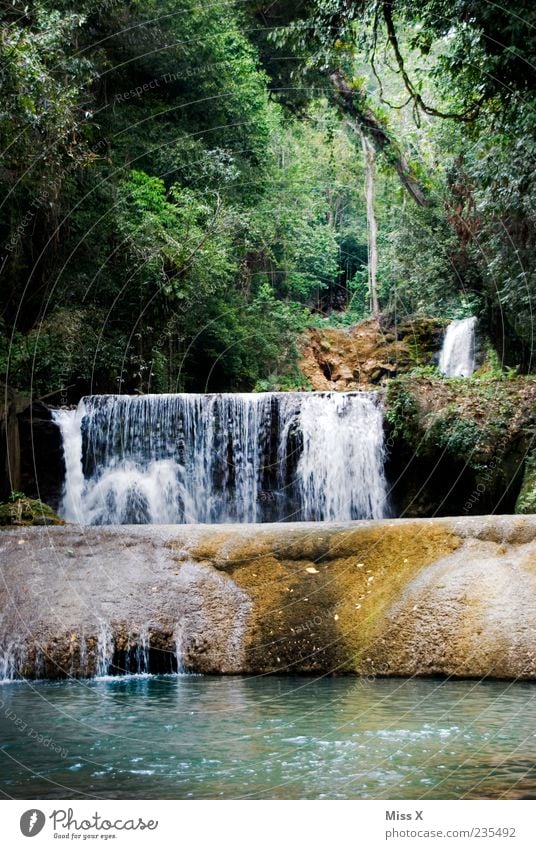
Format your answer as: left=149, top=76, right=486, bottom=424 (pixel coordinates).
left=0, top=0, right=373, bottom=395
left=254, top=374, right=312, bottom=392
left=385, top=381, right=420, bottom=442
left=185, top=282, right=311, bottom=391
left=244, top=103, right=367, bottom=308
left=516, top=452, right=536, bottom=514
left=386, top=374, right=534, bottom=475
left=0, top=0, right=535, bottom=398
left=253, top=0, right=536, bottom=363
left=0, top=496, right=63, bottom=526
left=117, top=170, right=237, bottom=303
left=0, top=309, right=121, bottom=396
left=0, top=4, right=94, bottom=184
left=406, top=365, right=440, bottom=379
left=426, top=411, right=483, bottom=459
left=8, top=491, right=26, bottom=503
left=474, top=341, right=520, bottom=381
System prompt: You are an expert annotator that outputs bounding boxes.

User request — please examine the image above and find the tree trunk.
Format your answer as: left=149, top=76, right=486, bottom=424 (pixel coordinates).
left=360, top=131, right=380, bottom=317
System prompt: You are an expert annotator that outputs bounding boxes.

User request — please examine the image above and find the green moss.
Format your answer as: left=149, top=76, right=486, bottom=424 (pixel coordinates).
left=473, top=339, right=503, bottom=378
left=385, top=380, right=420, bottom=441
left=385, top=374, right=535, bottom=471
left=0, top=495, right=64, bottom=526
left=406, top=336, right=433, bottom=366
left=516, top=453, right=536, bottom=514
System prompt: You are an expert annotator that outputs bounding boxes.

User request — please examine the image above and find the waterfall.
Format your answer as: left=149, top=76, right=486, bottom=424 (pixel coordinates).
left=439, top=317, right=477, bottom=377
left=0, top=639, right=26, bottom=681
left=53, top=392, right=388, bottom=525
left=51, top=406, right=86, bottom=522
left=95, top=621, right=114, bottom=677
left=296, top=393, right=387, bottom=521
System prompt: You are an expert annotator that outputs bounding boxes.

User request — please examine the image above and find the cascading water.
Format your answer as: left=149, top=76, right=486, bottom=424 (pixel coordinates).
left=439, top=317, right=477, bottom=377
left=95, top=621, right=115, bottom=677
left=0, top=640, right=26, bottom=681
left=52, top=392, right=388, bottom=525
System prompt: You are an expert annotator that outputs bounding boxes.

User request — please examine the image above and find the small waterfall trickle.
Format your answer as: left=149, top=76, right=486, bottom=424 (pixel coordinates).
left=0, top=640, right=45, bottom=682
left=0, top=621, right=180, bottom=681
left=439, top=317, right=477, bottom=377
left=118, top=626, right=151, bottom=675
left=133, top=627, right=150, bottom=675
left=0, top=640, right=26, bottom=681
left=95, top=621, right=114, bottom=677
left=174, top=621, right=187, bottom=674
left=53, top=392, right=388, bottom=525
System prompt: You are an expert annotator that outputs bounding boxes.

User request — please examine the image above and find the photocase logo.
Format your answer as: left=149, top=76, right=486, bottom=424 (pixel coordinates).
left=20, top=810, right=46, bottom=837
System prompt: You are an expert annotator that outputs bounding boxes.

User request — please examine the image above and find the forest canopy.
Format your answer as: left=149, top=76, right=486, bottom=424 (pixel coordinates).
left=0, top=0, right=534, bottom=396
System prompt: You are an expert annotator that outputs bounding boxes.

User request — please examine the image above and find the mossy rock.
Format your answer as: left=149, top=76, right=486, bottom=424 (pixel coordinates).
left=516, top=453, right=536, bottom=514
left=385, top=374, right=535, bottom=516
left=0, top=497, right=64, bottom=527
left=386, top=374, right=535, bottom=467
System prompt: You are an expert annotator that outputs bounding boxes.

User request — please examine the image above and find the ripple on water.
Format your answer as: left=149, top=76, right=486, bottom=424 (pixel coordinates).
left=0, top=676, right=535, bottom=799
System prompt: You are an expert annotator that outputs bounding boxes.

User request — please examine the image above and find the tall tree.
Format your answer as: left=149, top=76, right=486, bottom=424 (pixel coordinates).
left=358, top=129, right=379, bottom=316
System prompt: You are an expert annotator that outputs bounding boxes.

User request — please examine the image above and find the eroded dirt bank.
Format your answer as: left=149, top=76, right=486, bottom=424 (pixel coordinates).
left=1, top=516, right=535, bottom=679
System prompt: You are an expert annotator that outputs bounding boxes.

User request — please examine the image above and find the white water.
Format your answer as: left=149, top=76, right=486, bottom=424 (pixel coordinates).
left=0, top=640, right=27, bottom=681
left=95, top=621, right=115, bottom=677
left=0, top=621, right=172, bottom=681
left=297, top=393, right=386, bottom=521
left=53, top=392, right=388, bottom=525
left=51, top=406, right=86, bottom=523
left=439, top=317, right=477, bottom=377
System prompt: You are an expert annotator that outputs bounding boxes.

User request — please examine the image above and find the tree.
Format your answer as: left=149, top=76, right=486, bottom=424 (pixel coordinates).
left=358, top=129, right=379, bottom=316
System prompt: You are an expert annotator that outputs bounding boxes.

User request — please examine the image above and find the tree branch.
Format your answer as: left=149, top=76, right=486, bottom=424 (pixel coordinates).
left=328, top=69, right=428, bottom=207
left=382, top=0, right=482, bottom=122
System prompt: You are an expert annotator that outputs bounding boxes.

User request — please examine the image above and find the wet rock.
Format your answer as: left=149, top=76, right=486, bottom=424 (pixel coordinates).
left=0, top=388, right=65, bottom=508
left=385, top=374, right=535, bottom=517
left=0, top=516, right=535, bottom=680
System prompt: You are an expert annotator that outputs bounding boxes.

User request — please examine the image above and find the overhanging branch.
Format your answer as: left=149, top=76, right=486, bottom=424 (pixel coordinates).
left=329, top=69, right=428, bottom=207
left=382, top=0, right=483, bottom=122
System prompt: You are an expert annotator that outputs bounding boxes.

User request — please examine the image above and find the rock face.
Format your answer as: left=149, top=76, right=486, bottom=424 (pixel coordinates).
left=516, top=451, right=536, bottom=514
left=0, top=388, right=65, bottom=507
left=18, top=402, right=66, bottom=509
left=385, top=374, right=536, bottom=517
left=1, top=515, right=535, bottom=680
left=300, top=316, right=444, bottom=389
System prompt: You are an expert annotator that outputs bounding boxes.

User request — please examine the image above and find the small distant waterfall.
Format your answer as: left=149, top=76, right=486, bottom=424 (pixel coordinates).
left=439, top=317, right=477, bottom=377
left=52, top=392, right=388, bottom=525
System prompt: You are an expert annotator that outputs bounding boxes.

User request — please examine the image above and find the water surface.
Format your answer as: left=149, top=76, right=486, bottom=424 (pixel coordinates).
left=0, top=675, right=535, bottom=799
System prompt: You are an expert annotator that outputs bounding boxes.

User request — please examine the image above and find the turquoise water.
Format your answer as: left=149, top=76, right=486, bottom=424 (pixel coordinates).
left=1, top=675, right=535, bottom=800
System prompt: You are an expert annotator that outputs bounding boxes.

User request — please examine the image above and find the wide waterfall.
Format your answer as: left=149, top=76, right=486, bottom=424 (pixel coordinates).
left=52, top=392, right=388, bottom=525
left=439, top=316, right=477, bottom=377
